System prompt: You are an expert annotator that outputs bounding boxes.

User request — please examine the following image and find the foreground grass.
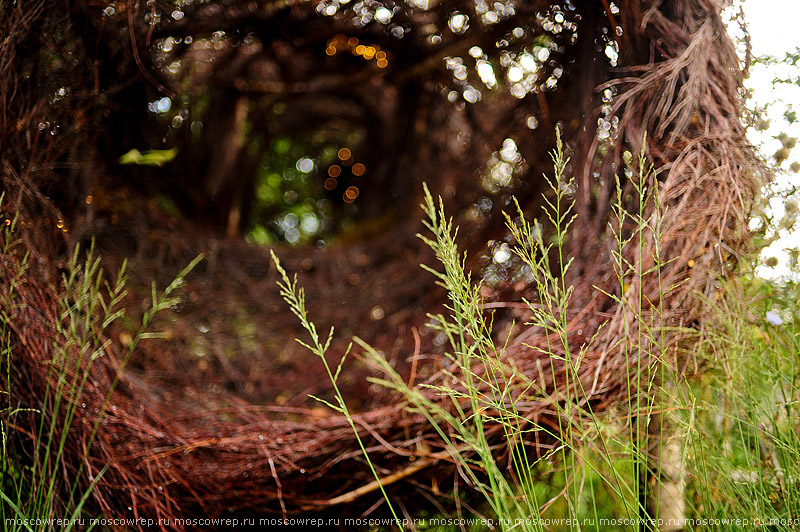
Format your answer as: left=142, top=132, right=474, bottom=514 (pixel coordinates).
left=276, top=135, right=800, bottom=531
left=276, top=135, right=674, bottom=531
left=0, top=207, right=200, bottom=530
left=679, top=271, right=800, bottom=529
left=2, top=144, right=798, bottom=530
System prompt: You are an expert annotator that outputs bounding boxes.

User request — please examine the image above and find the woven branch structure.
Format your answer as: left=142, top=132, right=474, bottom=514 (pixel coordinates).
left=1, top=0, right=762, bottom=527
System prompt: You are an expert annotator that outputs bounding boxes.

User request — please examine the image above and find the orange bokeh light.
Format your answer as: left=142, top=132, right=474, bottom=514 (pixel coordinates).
left=345, top=186, right=359, bottom=200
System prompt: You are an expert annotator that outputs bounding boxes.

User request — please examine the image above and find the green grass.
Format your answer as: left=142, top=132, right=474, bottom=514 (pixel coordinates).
left=270, top=249, right=404, bottom=525
left=678, top=271, right=800, bottom=530
left=0, top=206, right=200, bottom=530
left=275, top=134, right=800, bottom=531
left=2, top=133, right=799, bottom=531
left=275, top=132, right=677, bottom=530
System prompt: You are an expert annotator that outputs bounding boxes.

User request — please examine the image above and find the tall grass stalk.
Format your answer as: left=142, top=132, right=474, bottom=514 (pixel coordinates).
left=679, top=267, right=800, bottom=530
left=351, top=133, right=674, bottom=530
left=0, top=209, right=200, bottom=531
left=270, top=250, right=404, bottom=528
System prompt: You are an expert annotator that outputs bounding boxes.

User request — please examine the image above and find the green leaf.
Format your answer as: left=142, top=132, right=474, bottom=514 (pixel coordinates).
left=119, top=148, right=177, bottom=167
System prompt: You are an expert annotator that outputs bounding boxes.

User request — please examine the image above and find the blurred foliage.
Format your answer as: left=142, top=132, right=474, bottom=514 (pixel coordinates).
left=247, top=129, right=365, bottom=246
left=119, top=148, right=178, bottom=167
left=679, top=263, right=800, bottom=529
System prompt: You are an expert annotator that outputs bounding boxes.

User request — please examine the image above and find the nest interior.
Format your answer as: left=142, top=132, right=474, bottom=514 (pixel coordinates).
left=1, top=0, right=762, bottom=526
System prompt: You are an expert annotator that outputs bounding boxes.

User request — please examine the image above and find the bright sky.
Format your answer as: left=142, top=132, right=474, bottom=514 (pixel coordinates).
left=730, top=0, right=800, bottom=278
left=740, top=0, right=800, bottom=56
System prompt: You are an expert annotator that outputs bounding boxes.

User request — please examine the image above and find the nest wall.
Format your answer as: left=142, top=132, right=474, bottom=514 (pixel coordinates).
left=0, top=0, right=762, bottom=527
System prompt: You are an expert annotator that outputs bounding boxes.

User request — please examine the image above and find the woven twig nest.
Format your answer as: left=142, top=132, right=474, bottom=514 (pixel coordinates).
left=1, top=0, right=761, bottom=527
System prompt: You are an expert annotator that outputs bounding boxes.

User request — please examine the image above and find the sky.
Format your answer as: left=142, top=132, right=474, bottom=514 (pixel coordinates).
left=739, top=0, right=800, bottom=57
left=731, top=0, right=800, bottom=277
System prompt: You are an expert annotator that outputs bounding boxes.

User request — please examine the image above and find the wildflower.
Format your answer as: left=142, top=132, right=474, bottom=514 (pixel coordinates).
left=765, top=310, right=783, bottom=326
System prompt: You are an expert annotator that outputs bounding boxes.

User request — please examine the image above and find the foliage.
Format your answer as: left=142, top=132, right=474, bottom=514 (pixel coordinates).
left=0, top=210, right=200, bottom=529
left=271, top=249, right=403, bottom=526
left=118, top=147, right=178, bottom=167
left=248, top=133, right=359, bottom=246
left=679, top=268, right=800, bottom=529
left=274, top=134, right=675, bottom=530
